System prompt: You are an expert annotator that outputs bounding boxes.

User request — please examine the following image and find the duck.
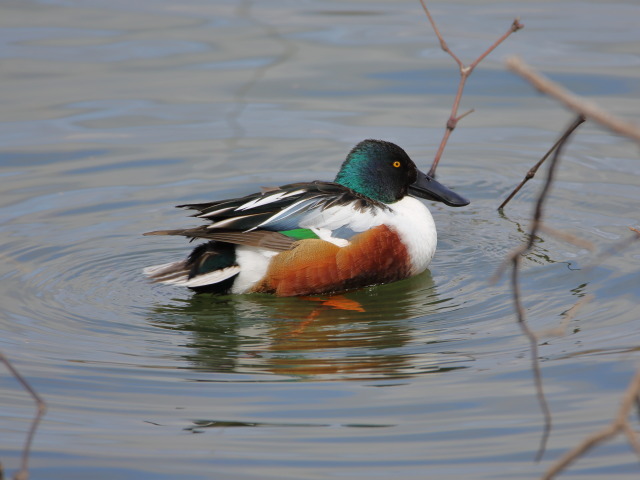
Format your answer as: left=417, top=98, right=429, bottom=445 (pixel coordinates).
left=143, top=139, right=469, bottom=296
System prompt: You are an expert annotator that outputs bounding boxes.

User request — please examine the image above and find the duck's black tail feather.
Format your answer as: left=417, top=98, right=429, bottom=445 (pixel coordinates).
left=143, top=241, right=239, bottom=294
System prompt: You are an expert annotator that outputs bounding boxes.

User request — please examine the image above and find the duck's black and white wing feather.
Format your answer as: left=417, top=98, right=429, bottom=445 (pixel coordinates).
left=144, top=181, right=388, bottom=250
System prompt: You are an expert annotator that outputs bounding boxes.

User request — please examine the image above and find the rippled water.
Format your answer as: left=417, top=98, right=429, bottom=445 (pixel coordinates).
left=2, top=0, right=640, bottom=479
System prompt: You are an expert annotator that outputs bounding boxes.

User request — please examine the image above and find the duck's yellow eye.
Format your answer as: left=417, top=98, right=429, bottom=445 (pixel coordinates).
left=393, top=161, right=401, bottom=168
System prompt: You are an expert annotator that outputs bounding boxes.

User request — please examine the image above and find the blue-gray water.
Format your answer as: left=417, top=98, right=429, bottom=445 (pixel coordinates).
left=1, top=1, right=640, bottom=479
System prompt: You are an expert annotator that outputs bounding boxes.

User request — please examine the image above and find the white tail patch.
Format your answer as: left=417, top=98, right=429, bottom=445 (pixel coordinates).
left=179, top=266, right=241, bottom=287
left=143, top=262, right=183, bottom=277
left=143, top=262, right=240, bottom=288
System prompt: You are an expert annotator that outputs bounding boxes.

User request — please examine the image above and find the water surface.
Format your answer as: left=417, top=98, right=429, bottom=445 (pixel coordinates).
left=1, top=1, right=640, bottom=479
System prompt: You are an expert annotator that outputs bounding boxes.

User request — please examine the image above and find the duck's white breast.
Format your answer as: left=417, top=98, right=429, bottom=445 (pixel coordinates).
left=303, top=196, right=437, bottom=275
left=385, top=196, right=437, bottom=275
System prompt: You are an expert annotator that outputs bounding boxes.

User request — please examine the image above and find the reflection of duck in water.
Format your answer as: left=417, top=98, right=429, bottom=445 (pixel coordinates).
left=150, top=272, right=469, bottom=379
left=144, top=140, right=468, bottom=296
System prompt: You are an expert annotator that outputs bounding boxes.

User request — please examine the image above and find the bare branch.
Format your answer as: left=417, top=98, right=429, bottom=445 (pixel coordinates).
left=506, top=56, right=640, bottom=143
left=1, top=353, right=47, bottom=480
left=510, top=255, right=553, bottom=461
left=623, top=422, right=640, bottom=459
left=516, top=142, right=564, bottom=458
left=418, top=0, right=463, bottom=68
left=541, top=369, right=640, bottom=479
left=586, top=226, right=640, bottom=270
left=469, top=18, right=524, bottom=71
left=537, top=224, right=595, bottom=252
left=525, top=122, right=571, bottom=249
left=494, top=114, right=582, bottom=462
left=499, top=115, right=585, bottom=210
left=455, top=108, right=475, bottom=123
left=537, top=295, right=593, bottom=338
left=419, top=1, right=524, bottom=176
left=503, top=45, right=640, bottom=480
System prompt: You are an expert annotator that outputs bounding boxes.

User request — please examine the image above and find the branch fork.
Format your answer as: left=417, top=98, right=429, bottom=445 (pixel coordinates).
left=420, top=0, right=523, bottom=176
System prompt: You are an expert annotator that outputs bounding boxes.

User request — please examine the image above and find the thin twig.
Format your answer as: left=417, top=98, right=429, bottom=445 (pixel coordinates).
left=510, top=255, right=553, bottom=461
left=419, top=1, right=523, bottom=176
left=419, top=0, right=463, bottom=69
left=585, top=226, right=640, bottom=271
left=0, top=352, right=46, bottom=480
left=506, top=56, right=640, bottom=143
left=499, top=115, right=586, bottom=210
left=505, top=49, right=640, bottom=480
left=495, top=114, right=581, bottom=462
left=525, top=129, right=570, bottom=460
left=470, top=19, right=524, bottom=71
left=526, top=123, right=570, bottom=249
left=623, top=422, right=640, bottom=459
left=536, top=224, right=595, bottom=252
left=541, top=369, right=640, bottom=479
left=538, top=295, right=593, bottom=338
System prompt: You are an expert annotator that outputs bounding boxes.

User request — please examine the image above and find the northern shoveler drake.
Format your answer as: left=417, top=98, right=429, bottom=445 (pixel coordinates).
left=143, top=139, right=469, bottom=296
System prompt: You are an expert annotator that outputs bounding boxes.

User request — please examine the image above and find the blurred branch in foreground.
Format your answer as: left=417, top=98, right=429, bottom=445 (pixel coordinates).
left=492, top=114, right=584, bottom=462
left=503, top=55, right=640, bottom=475
left=541, top=369, right=640, bottom=480
left=585, top=226, right=640, bottom=270
left=506, top=56, right=640, bottom=143
left=0, top=352, right=47, bottom=480
left=419, top=1, right=523, bottom=176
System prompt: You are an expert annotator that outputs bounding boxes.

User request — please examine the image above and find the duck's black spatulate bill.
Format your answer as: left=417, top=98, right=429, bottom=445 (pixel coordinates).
left=408, top=171, right=469, bottom=207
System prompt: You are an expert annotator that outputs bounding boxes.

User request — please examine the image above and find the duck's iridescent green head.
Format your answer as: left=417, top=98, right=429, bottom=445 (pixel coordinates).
left=334, top=139, right=469, bottom=206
